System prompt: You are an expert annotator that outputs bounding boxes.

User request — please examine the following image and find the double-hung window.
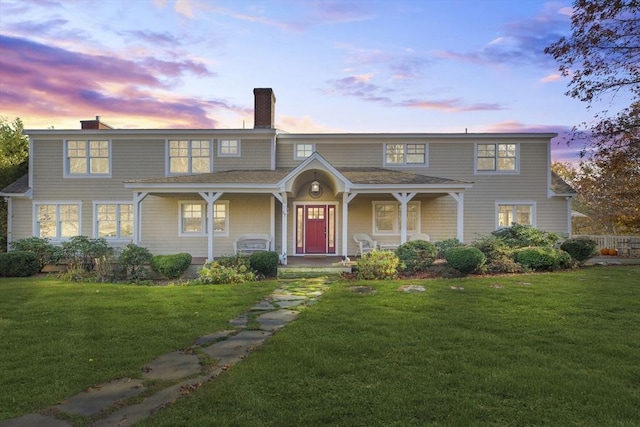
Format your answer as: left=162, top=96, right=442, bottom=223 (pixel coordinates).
left=179, top=201, right=228, bottom=236
left=168, top=140, right=212, bottom=174
left=373, top=202, right=420, bottom=235
left=65, top=140, right=111, bottom=177
left=294, top=143, right=314, bottom=160
left=218, top=139, right=240, bottom=156
left=496, top=202, right=535, bottom=228
left=384, top=143, right=427, bottom=166
left=476, top=143, right=518, bottom=173
left=95, top=203, right=133, bottom=239
left=35, top=203, right=80, bottom=239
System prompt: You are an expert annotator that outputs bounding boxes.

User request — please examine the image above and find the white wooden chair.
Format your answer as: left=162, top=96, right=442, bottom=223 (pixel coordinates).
left=409, top=233, right=431, bottom=242
left=353, top=233, right=378, bottom=257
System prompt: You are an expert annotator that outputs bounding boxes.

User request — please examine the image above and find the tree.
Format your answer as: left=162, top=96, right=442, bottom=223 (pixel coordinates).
left=545, top=0, right=639, bottom=158
left=0, top=117, right=29, bottom=251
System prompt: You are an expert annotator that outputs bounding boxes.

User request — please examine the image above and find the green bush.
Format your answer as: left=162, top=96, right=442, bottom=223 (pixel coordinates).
left=472, top=235, right=512, bottom=263
left=10, top=237, right=63, bottom=271
left=197, top=260, right=256, bottom=284
left=444, top=246, right=486, bottom=274
left=249, top=251, right=279, bottom=277
left=218, top=254, right=251, bottom=269
left=151, top=253, right=192, bottom=279
left=434, top=238, right=464, bottom=259
left=513, top=247, right=572, bottom=271
left=560, top=237, right=598, bottom=264
left=61, top=236, right=112, bottom=272
left=118, top=244, right=153, bottom=280
left=357, top=250, right=400, bottom=280
left=0, top=251, right=40, bottom=277
left=484, top=258, right=525, bottom=274
left=492, top=223, right=560, bottom=248
left=395, top=240, right=437, bottom=273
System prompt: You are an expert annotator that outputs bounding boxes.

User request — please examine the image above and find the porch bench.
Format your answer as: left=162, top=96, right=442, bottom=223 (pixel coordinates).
left=233, top=234, right=272, bottom=255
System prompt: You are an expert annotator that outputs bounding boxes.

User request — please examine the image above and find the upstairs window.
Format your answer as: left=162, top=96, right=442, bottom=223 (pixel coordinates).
left=65, top=140, right=110, bottom=177
left=384, top=143, right=427, bottom=166
left=35, top=203, right=80, bottom=239
left=219, top=139, right=240, bottom=157
left=95, top=203, right=133, bottom=239
left=476, top=143, right=518, bottom=173
left=168, top=140, right=212, bottom=174
left=295, top=143, right=315, bottom=160
left=496, top=203, right=535, bottom=228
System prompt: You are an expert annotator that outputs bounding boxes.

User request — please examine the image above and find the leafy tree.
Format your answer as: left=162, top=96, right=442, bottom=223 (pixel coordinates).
left=0, top=117, right=29, bottom=251
left=545, top=0, right=639, bottom=158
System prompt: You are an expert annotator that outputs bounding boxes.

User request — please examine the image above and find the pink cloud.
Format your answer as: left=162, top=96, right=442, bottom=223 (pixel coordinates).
left=400, top=99, right=506, bottom=112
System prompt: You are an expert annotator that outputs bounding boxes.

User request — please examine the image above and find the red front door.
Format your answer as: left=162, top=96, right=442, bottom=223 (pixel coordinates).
left=305, top=206, right=326, bottom=253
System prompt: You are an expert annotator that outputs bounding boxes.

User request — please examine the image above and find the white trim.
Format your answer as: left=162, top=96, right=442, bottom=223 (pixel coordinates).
left=166, top=139, right=214, bottom=176
left=494, top=200, right=537, bottom=229
left=294, top=143, right=315, bottom=160
left=383, top=142, right=428, bottom=167
left=32, top=201, right=83, bottom=241
left=371, top=200, right=420, bottom=236
left=63, top=139, right=112, bottom=178
left=178, top=200, right=229, bottom=237
left=217, top=139, right=241, bottom=157
left=92, top=201, right=134, bottom=242
left=474, top=142, right=520, bottom=175
left=5, top=197, right=11, bottom=250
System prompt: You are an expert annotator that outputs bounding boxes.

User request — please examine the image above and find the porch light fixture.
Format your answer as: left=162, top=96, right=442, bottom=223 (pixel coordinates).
left=309, top=172, right=323, bottom=198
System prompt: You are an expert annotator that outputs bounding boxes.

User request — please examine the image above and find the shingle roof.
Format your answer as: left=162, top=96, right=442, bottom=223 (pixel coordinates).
left=550, top=171, right=576, bottom=195
left=338, top=167, right=469, bottom=185
left=0, top=174, right=30, bottom=195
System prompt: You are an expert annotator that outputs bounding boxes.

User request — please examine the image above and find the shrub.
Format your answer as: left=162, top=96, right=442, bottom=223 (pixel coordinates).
left=444, top=246, right=486, bottom=274
left=484, top=258, right=525, bottom=274
left=434, top=238, right=464, bottom=259
left=357, top=250, right=400, bottom=280
left=10, top=237, right=63, bottom=271
left=472, top=235, right=512, bottom=263
left=492, top=223, right=560, bottom=248
left=151, top=253, right=192, bottom=279
left=0, top=251, right=40, bottom=277
left=560, top=237, right=598, bottom=264
left=197, top=260, right=256, bottom=284
left=395, top=240, right=437, bottom=273
left=249, top=251, right=279, bottom=277
left=118, top=244, right=153, bottom=280
left=61, top=236, right=112, bottom=272
left=513, top=247, right=572, bottom=271
left=218, top=254, right=251, bottom=269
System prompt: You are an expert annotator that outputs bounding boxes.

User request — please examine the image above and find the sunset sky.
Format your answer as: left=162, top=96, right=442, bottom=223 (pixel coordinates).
left=0, top=0, right=600, bottom=162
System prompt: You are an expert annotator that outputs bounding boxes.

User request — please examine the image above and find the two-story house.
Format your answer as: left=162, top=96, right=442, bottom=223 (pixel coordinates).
left=1, top=88, right=575, bottom=263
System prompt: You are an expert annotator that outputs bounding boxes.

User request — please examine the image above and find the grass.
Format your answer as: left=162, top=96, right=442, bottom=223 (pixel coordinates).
left=138, top=266, right=640, bottom=426
left=0, top=277, right=278, bottom=420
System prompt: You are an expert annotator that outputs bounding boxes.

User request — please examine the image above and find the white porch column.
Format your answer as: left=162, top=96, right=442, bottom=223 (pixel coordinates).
left=448, top=192, right=465, bottom=242
left=272, top=191, right=288, bottom=264
left=270, top=196, right=275, bottom=250
left=342, top=192, right=357, bottom=257
left=133, top=192, right=148, bottom=244
left=392, top=192, right=416, bottom=244
left=198, top=191, right=223, bottom=261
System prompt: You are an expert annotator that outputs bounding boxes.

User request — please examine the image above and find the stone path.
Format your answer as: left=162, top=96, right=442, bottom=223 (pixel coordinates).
left=0, top=278, right=331, bottom=427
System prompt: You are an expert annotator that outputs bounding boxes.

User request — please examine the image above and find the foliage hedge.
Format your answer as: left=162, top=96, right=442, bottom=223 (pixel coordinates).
left=560, top=237, right=598, bottom=264
left=357, top=250, right=400, bottom=280
left=512, top=247, right=572, bottom=271
left=0, top=251, right=40, bottom=277
left=118, top=244, right=153, bottom=280
left=61, top=236, right=112, bottom=272
left=151, top=253, right=192, bottom=279
left=10, top=237, right=62, bottom=271
left=249, top=251, right=279, bottom=277
left=434, top=238, right=464, bottom=259
left=395, top=240, right=437, bottom=273
left=444, top=246, right=487, bottom=274
left=492, top=223, right=561, bottom=248
left=197, top=258, right=256, bottom=284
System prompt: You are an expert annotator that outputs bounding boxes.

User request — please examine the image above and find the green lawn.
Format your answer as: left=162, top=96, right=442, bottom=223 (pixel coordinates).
left=0, top=277, right=278, bottom=420
left=139, top=266, right=640, bottom=426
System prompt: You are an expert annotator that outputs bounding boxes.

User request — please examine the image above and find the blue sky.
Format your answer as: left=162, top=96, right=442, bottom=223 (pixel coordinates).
left=0, top=0, right=591, bottom=162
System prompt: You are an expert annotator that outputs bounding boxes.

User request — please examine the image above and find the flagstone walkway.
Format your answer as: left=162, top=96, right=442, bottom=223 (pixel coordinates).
left=0, top=278, right=332, bottom=427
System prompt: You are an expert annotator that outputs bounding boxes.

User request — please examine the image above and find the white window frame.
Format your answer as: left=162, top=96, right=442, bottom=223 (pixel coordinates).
left=383, top=143, right=428, bottom=166
left=64, top=140, right=111, bottom=178
left=218, top=139, right=241, bottom=157
left=178, top=200, right=229, bottom=237
left=372, top=201, right=421, bottom=236
left=294, top=143, right=315, bottom=160
left=33, top=201, right=82, bottom=241
left=93, top=202, right=134, bottom=241
left=166, top=139, right=213, bottom=175
left=495, top=201, right=536, bottom=229
left=475, top=143, right=519, bottom=174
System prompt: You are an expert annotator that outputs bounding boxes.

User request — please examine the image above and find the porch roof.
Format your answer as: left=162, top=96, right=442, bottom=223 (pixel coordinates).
left=0, top=174, right=30, bottom=196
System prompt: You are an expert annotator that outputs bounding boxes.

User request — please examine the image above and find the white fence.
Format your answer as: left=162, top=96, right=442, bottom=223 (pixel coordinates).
left=575, top=235, right=640, bottom=257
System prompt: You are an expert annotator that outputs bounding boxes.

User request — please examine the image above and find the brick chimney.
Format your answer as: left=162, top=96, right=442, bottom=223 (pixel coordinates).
left=253, top=88, right=275, bottom=129
left=80, top=116, right=113, bottom=130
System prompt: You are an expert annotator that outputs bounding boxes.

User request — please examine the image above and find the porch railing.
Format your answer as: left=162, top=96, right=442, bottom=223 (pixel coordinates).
left=574, top=234, right=640, bottom=257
